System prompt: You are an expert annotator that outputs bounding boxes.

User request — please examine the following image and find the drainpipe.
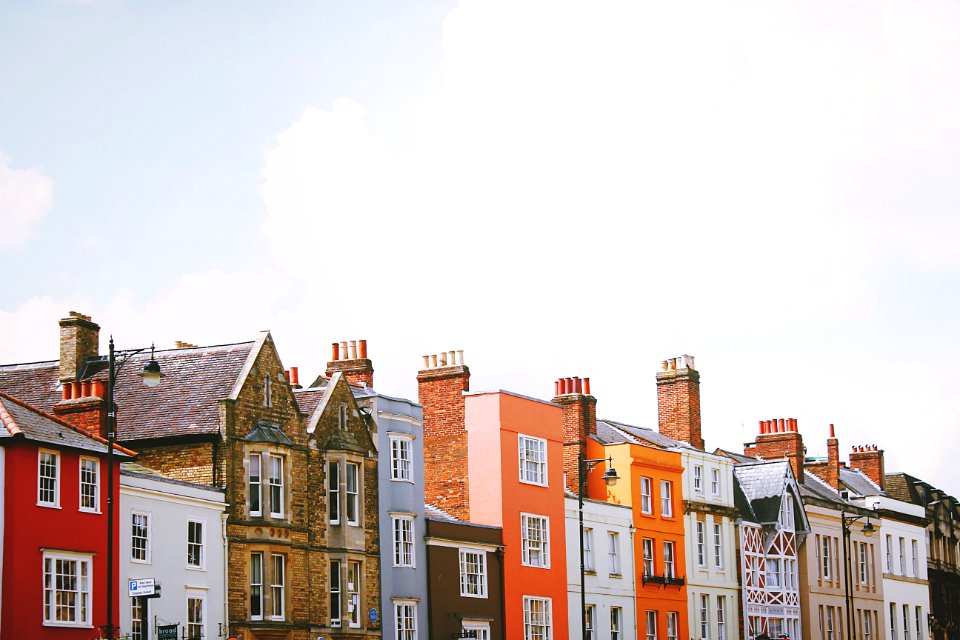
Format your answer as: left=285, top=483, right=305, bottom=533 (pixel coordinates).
left=222, top=511, right=229, bottom=638
left=630, top=524, right=638, bottom=640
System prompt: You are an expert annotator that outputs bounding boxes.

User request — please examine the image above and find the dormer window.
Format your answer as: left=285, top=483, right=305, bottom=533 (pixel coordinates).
left=780, top=493, right=795, bottom=530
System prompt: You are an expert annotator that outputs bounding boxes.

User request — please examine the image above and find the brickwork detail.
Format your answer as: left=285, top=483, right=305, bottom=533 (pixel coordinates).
left=52, top=397, right=105, bottom=439
left=656, top=361, right=704, bottom=450
left=58, top=312, right=99, bottom=382
left=325, top=359, right=374, bottom=388
left=849, top=445, right=885, bottom=490
left=418, top=365, right=470, bottom=520
left=552, top=392, right=597, bottom=493
left=745, top=428, right=805, bottom=482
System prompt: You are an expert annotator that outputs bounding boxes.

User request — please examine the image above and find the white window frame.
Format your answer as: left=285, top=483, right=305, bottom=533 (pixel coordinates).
left=523, top=596, right=552, bottom=640
left=859, top=542, right=868, bottom=585
left=131, top=511, right=151, bottom=564
left=886, top=534, right=893, bottom=572
left=42, top=550, right=92, bottom=627
left=640, top=477, right=652, bottom=514
left=642, top=538, right=655, bottom=576
left=187, top=520, right=205, bottom=570
left=347, top=561, right=361, bottom=628
left=131, top=593, right=146, bottom=640
left=330, top=560, right=341, bottom=627
left=390, top=434, right=414, bottom=482
left=518, top=434, right=548, bottom=486
left=395, top=600, right=418, bottom=640
left=346, top=462, right=360, bottom=526
left=521, top=513, right=550, bottom=568
left=271, top=554, right=285, bottom=620
left=78, top=456, right=99, bottom=512
left=661, top=479, right=673, bottom=517
left=392, top=514, right=415, bottom=567
left=583, top=527, right=594, bottom=572
left=700, top=593, right=710, bottom=639
left=696, top=521, right=706, bottom=567
left=713, top=522, right=723, bottom=568
left=717, top=595, right=726, bottom=640
left=912, top=539, right=919, bottom=577
left=250, top=552, right=264, bottom=621
left=610, top=606, right=622, bottom=640
left=899, top=537, right=907, bottom=575
left=585, top=604, right=596, bottom=640
left=249, top=452, right=262, bottom=517
left=645, top=610, right=657, bottom=640
left=328, top=460, right=340, bottom=525
left=186, top=591, right=205, bottom=640
left=663, top=540, right=676, bottom=578
left=711, top=468, right=720, bottom=495
left=459, top=548, right=487, bottom=598
left=38, top=449, right=60, bottom=508
left=607, top=531, right=621, bottom=575
left=822, top=535, right=832, bottom=580
left=268, top=454, right=284, bottom=518
left=463, top=620, right=491, bottom=640
left=693, top=465, right=703, bottom=493
left=667, top=611, right=679, bottom=640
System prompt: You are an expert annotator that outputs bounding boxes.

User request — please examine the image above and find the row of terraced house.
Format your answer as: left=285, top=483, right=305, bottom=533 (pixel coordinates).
left=0, top=312, right=958, bottom=640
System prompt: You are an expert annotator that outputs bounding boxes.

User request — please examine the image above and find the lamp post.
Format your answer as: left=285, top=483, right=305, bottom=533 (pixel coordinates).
left=840, top=510, right=875, bottom=640
left=104, top=337, right=163, bottom=639
left=578, top=453, right=619, bottom=640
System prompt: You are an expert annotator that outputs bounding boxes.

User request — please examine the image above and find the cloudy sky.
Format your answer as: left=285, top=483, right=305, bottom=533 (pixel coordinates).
left=2, top=0, right=959, bottom=491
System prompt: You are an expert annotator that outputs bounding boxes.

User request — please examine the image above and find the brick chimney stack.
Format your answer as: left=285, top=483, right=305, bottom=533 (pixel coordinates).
left=849, top=444, right=885, bottom=490
left=745, top=418, right=805, bottom=482
left=656, top=355, right=704, bottom=450
left=59, top=312, right=99, bottom=382
left=325, top=340, right=374, bottom=388
left=418, top=350, right=470, bottom=520
left=552, top=376, right=598, bottom=493
left=805, top=424, right=843, bottom=491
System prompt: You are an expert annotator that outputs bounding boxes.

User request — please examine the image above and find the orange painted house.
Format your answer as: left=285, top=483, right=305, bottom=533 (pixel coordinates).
left=419, top=354, right=569, bottom=640
left=592, top=428, right=689, bottom=640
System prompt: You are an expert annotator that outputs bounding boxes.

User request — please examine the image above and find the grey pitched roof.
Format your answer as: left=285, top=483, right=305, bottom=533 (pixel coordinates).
left=714, top=448, right=757, bottom=465
left=0, top=341, right=256, bottom=443
left=293, top=387, right=324, bottom=416
left=244, top=422, right=293, bottom=446
left=840, top=467, right=884, bottom=497
left=424, top=502, right=459, bottom=522
left=121, top=461, right=225, bottom=493
left=733, top=474, right=759, bottom=523
left=598, top=419, right=690, bottom=449
left=735, top=459, right=793, bottom=501
left=0, top=390, right=133, bottom=456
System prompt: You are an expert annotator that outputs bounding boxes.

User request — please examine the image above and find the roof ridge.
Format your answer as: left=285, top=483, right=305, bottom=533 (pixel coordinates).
left=0, top=390, right=136, bottom=456
left=0, top=396, right=23, bottom=436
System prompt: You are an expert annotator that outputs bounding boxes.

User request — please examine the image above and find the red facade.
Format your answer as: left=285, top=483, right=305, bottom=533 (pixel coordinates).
left=0, top=397, right=122, bottom=640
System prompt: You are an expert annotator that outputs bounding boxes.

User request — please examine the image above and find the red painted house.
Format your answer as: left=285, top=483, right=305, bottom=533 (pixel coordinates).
left=0, top=389, right=133, bottom=640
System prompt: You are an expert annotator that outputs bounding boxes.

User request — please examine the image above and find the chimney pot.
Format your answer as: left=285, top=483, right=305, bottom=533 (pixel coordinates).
left=422, top=355, right=429, bottom=369
left=430, top=354, right=438, bottom=368
left=778, top=418, right=785, bottom=432
left=662, top=360, right=669, bottom=371
left=332, top=342, right=340, bottom=360
left=62, top=384, right=72, bottom=401
left=456, top=350, right=464, bottom=365
left=583, top=378, right=591, bottom=395
left=80, top=380, right=91, bottom=397
left=669, top=358, right=677, bottom=370
left=439, top=352, right=447, bottom=366
left=347, top=340, right=357, bottom=359
left=290, top=367, right=299, bottom=385
left=340, top=341, right=348, bottom=360
left=554, top=380, right=560, bottom=396
left=829, top=423, right=836, bottom=438
left=759, top=420, right=765, bottom=434
left=573, top=376, right=581, bottom=393
left=91, top=380, right=105, bottom=398
left=359, top=340, right=368, bottom=359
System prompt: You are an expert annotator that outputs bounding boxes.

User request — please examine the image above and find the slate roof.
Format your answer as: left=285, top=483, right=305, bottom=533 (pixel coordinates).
left=244, top=422, right=293, bottom=446
left=424, top=503, right=459, bottom=522
left=596, top=418, right=691, bottom=449
left=0, top=341, right=255, bottom=443
left=733, top=474, right=759, bottom=523
left=293, top=387, right=325, bottom=416
left=714, top=448, right=757, bottom=465
left=0, top=390, right=134, bottom=456
left=884, top=473, right=916, bottom=504
left=733, top=460, right=794, bottom=524
left=121, top=461, right=225, bottom=493
left=840, top=467, right=884, bottom=497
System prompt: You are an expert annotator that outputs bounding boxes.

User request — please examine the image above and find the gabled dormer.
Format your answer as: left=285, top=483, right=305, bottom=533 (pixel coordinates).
left=306, top=372, right=376, bottom=454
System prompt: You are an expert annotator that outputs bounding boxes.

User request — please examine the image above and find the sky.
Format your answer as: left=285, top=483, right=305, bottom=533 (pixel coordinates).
left=1, top=0, right=959, bottom=492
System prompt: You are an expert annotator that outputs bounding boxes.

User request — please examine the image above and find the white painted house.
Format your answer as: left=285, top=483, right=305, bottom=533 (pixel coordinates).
left=119, top=462, right=227, bottom=640
left=566, top=495, right=636, bottom=640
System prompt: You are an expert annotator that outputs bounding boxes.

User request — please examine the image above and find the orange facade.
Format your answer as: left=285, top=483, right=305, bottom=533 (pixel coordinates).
left=591, top=438, right=689, bottom=640
left=466, top=391, right=570, bottom=640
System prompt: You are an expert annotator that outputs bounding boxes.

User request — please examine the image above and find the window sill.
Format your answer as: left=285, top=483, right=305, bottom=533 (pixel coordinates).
left=43, top=621, right=92, bottom=628
left=37, top=502, right=62, bottom=509
left=186, top=565, right=207, bottom=572
left=79, top=508, right=101, bottom=514
left=131, top=559, right=152, bottom=565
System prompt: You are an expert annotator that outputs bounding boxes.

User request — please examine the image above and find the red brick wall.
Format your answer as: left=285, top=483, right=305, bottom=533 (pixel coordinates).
left=325, top=358, right=374, bottom=388
left=552, top=393, right=597, bottom=493
left=849, top=446, right=885, bottom=490
left=418, top=365, right=470, bottom=520
left=656, top=368, right=704, bottom=449
left=745, top=431, right=805, bottom=481
left=52, top=397, right=105, bottom=439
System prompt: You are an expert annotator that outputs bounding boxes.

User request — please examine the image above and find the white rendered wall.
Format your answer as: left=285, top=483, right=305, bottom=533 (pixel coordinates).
left=566, top=496, right=636, bottom=640
left=119, top=473, right=226, bottom=640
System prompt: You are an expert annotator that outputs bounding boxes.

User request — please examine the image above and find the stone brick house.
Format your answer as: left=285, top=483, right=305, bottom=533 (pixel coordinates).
left=0, top=312, right=383, bottom=640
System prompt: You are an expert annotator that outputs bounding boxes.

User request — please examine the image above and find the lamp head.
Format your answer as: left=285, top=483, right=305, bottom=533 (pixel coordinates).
left=139, top=343, right=164, bottom=388
left=862, top=520, right=875, bottom=537
left=602, top=466, right=620, bottom=487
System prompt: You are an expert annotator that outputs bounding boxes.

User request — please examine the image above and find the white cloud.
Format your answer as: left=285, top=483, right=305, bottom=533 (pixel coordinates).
left=0, top=153, right=53, bottom=249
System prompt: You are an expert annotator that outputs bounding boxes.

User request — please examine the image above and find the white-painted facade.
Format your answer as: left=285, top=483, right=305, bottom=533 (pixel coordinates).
left=119, top=464, right=227, bottom=640
left=565, top=496, right=636, bottom=640
left=857, top=495, right=930, bottom=640
left=681, top=449, right=740, bottom=640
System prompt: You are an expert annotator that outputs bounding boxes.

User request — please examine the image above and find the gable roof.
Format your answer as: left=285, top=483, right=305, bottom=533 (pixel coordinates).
left=305, top=372, right=376, bottom=453
left=596, top=418, right=692, bottom=450
left=0, top=340, right=256, bottom=443
left=840, top=467, right=884, bottom=497
left=0, top=390, right=135, bottom=456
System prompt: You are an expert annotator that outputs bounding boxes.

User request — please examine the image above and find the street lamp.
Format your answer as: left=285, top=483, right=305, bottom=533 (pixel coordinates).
left=840, top=509, right=876, bottom=640
left=105, top=338, right=163, bottom=639
left=578, top=453, right=619, bottom=640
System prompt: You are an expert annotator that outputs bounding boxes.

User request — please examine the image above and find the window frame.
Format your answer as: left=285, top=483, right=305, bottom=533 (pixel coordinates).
left=693, top=465, right=703, bottom=493
left=522, top=596, right=552, bottom=640
left=37, top=448, right=61, bottom=508
left=346, top=461, right=360, bottom=526
left=711, top=468, right=720, bottom=495
left=131, top=593, right=146, bottom=640
left=642, top=537, right=655, bottom=577
left=661, top=479, right=673, bottom=517
left=610, top=606, right=622, bottom=640
left=131, top=511, right=151, bottom=564
left=585, top=604, right=596, bottom=640
left=640, top=477, right=652, bottom=514
left=521, top=513, right=550, bottom=568
left=583, top=527, right=594, bottom=572
left=250, top=552, right=264, bottom=621
left=186, top=591, right=205, bottom=640
left=667, top=611, right=679, bottom=640
left=459, top=547, right=488, bottom=598
left=271, top=554, right=285, bottom=621
left=347, top=561, right=361, bottom=628
left=518, top=434, right=548, bottom=486
left=186, top=519, right=205, bottom=570
left=42, top=550, right=92, bottom=627
left=713, top=522, right=723, bottom=569
left=395, top=600, right=418, bottom=640
left=645, top=610, right=657, bottom=640
left=389, top=434, right=414, bottom=482
left=717, top=595, right=726, bottom=640
left=330, top=560, right=341, bottom=627
left=78, top=456, right=100, bottom=513
left=663, top=540, right=676, bottom=578
left=338, top=402, right=348, bottom=430
left=700, top=593, right=710, bottom=639
left=392, top=514, right=415, bottom=568
left=328, top=460, right=341, bottom=525
left=696, top=521, right=706, bottom=567
left=607, top=531, right=621, bottom=575
left=249, top=452, right=263, bottom=517
left=268, top=454, right=285, bottom=518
